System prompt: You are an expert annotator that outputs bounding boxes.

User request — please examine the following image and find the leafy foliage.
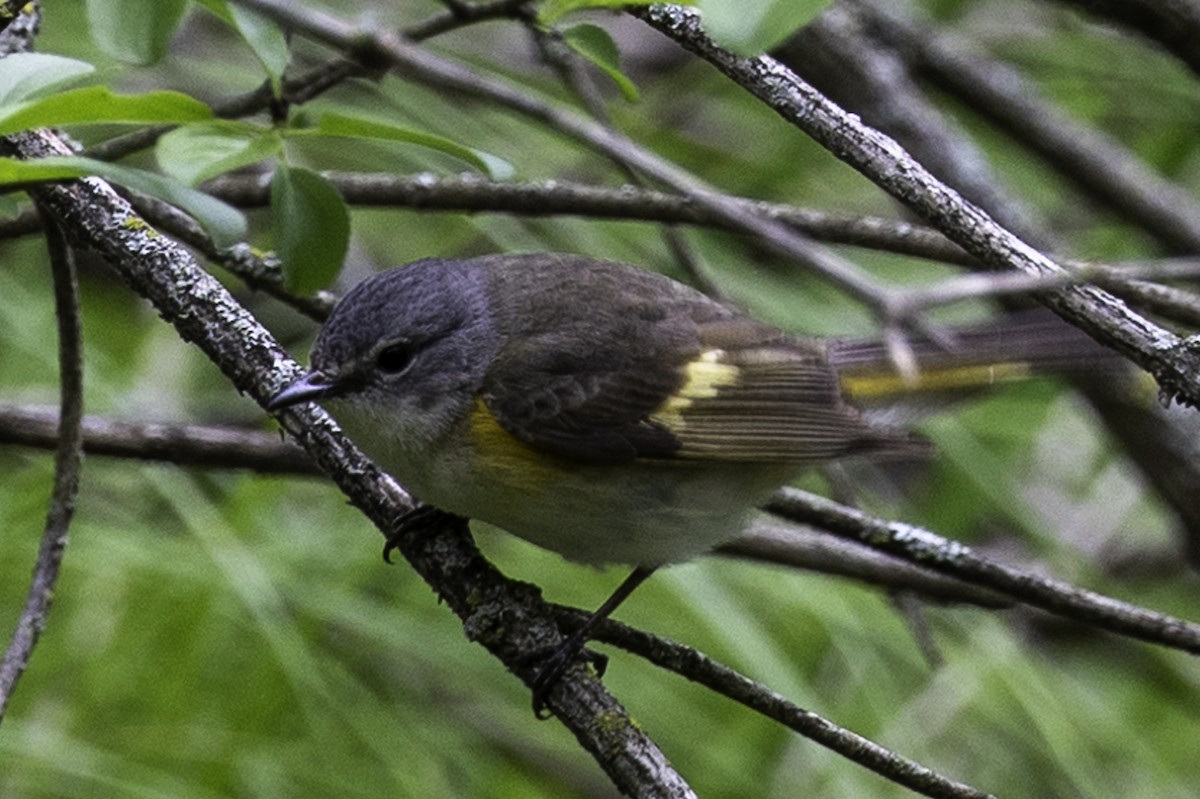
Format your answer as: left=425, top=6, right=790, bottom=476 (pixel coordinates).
left=85, top=0, right=188, bottom=64
left=271, top=164, right=350, bottom=294
left=562, top=23, right=641, bottom=102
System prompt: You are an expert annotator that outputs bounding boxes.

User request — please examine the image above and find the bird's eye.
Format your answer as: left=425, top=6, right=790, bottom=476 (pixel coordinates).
left=375, top=342, right=414, bottom=375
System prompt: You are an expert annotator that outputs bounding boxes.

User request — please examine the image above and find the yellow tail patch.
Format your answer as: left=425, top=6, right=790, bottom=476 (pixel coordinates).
left=839, top=361, right=1034, bottom=400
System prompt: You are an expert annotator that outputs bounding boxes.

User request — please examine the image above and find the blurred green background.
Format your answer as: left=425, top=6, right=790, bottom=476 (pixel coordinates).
left=2, top=1, right=1199, bottom=796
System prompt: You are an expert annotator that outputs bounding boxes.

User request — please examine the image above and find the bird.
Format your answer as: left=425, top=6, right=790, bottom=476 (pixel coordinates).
left=266, top=252, right=935, bottom=713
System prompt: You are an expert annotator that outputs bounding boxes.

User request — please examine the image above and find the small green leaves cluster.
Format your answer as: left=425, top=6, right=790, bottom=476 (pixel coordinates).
left=0, top=3, right=509, bottom=295
left=3, top=0, right=834, bottom=294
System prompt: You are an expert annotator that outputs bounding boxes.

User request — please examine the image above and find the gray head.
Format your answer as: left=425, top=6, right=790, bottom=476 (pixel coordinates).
left=268, top=259, right=500, bottom=443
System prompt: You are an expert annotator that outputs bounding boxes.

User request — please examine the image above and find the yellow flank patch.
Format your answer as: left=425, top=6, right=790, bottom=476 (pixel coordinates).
left=467, top=396, right=564, bottom=493
left=839, top=361, right=1034, bottom=400
left=651, top=349, right=740, bottom=430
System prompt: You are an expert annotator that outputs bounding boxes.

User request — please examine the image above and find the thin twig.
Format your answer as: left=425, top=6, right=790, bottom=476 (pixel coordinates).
left=0, top=404, right=320, bottom=475
left=0, top=220, right=84, bottom=723
left=567, top=610, right=996, bottom=799
left=0, top=172, right=976, bottom=268
left=767, top=488, right=1200, bottom=654
left=203, top=170, right=975, bottom=265
left=894, top=258, right=1200, bottom=317
left=126, top=191, right=334, bottom=321
left=406, top=0, right=529, bottom=41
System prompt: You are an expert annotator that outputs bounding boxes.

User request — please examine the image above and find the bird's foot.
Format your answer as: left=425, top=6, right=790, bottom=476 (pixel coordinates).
left=382, top=504, right=466, bottom=563
left=528, top=636, right=609, bottom=719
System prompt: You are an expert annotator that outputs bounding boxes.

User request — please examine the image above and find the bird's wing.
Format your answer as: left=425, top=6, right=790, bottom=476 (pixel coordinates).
left=482, top=302, right=910, bottom=465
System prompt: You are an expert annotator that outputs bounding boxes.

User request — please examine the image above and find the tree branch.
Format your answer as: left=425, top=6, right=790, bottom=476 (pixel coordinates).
left=0, top=403, right=320, bottom=475
left=770, top=0, right=1200, bottom=557
left=776, top=2, right=1045, bottom=245
left=723, top=521, right=1010, bottom=608
left=405, top=0, right=530, bottom=41
left=767, top=488, right=1200, bottom=654
left=203, top=170, right=975, bottom=267
left=0, top=219, right=83, bottom=723
left=572, top=610, right=996, bottom=799
left=1, top=125, right=693, bottom=797
left=632, top=5, right=1200, bottom=409
left=851, top=0, right=1200, bottom=254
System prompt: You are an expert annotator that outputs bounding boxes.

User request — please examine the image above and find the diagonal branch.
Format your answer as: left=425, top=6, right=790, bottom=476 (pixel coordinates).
left=571, top=609, right=995, bottom=799
left=1, top=125, right=693, bottom=798
left=767, top=488, right=1200, bottom=654
left=632, top=5, right=1200, bottom=409
left=769, top=0, right=1200, bottom=559
left=851, top=0, right=1200, bottom=254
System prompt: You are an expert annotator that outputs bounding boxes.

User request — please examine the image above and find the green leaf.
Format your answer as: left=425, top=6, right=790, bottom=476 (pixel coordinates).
left=229, top=5, right=291, bottom=89
left=191, top=0, right=232, bottom=23
left=0, top=54, right=96, bottom=106
left=0, top=85, right=213, bottom=136
left=94, top=161, right=248, bottom=248
left=697, top=0, right=832, bottom=55
left=194, top=0, right=290, bottom=89
left=86, top=0, right=189, bottom=65
left=562, top=24, right=640, bottom=102
left=0, top=193, right=20, bottom=218
left=0, top=155, right=246, bottom=246
left=157, top=121, right=282, bottom=185
left=539, top=0, right=672, bottom=25
left=307, top=113, right=507, bottom=177
left=271, top=166, right=350, bottom=294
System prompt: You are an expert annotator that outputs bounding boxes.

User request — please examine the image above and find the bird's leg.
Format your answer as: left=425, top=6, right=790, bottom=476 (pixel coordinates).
left=382, top=503, right=467, bottom=563
left=530, top=565, right=657, bottom=718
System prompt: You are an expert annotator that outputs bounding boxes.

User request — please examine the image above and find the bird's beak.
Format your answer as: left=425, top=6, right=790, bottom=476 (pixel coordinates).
left=267, top=370, right=342, bottom=411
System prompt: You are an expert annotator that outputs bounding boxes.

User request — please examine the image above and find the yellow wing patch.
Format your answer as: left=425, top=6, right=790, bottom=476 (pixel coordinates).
left=468, top=396, right=568, bottom=493
left=650, top=349, right=740, bottom=431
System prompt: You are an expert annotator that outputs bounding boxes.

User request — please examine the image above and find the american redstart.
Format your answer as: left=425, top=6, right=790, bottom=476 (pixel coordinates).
left=267, top=252, right=1105, bottom=712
